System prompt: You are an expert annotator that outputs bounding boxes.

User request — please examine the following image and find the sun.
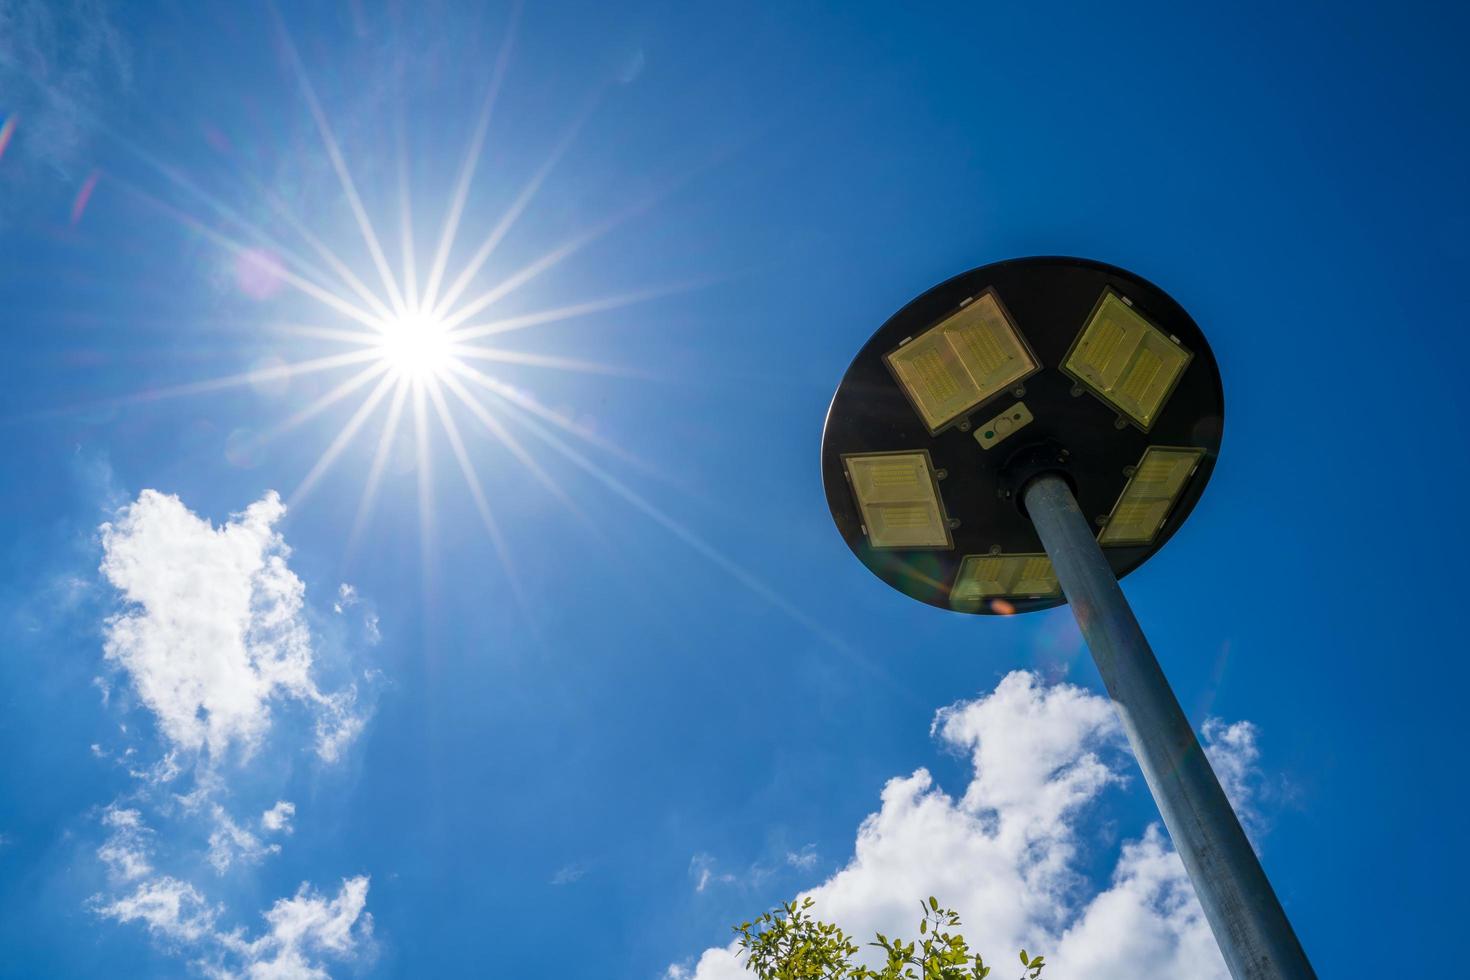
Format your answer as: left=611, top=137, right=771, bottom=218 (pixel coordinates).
left=376, top=310, right=456, bottom=381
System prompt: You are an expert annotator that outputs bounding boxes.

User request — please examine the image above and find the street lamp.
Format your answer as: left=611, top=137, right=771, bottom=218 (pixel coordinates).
left=820, top=257, right=1315, bottom=980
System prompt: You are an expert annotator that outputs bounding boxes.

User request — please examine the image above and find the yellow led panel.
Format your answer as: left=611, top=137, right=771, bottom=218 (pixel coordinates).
left=1063, top=290, right=1192, bottom=430
left=842, top=451, right=952, bottom=549
left=1099, top=446, right=1205, bottom=546
left=950, top=553, right=1061, bottom=609
left=884, top=291, right=1039, bottom=434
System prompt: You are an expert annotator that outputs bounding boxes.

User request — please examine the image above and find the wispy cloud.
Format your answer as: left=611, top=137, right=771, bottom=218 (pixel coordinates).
left=670, top=671, right=1271, bottom=979
left=96, top=868, right=373, bottom=976
left=1201, top=718, right=1266, bottom=843
left=689, top=853, right=737, bottom=893
left=0, top=0, right=130, bottom=212
left=785, top=845, right=818, bottom=871
left=96, top=805, right=153, bottom=882
left=206, top=805, right=280, bottom=874
left=550, top=864, right=587, bottom=886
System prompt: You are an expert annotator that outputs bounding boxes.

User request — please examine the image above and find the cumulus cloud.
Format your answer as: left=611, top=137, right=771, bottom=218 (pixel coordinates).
left=1051, top=826, right=1223, bottom=975
left=89, top=489, right=379, bottom=978
left=99, top=490, right=363, bottom=763
left=671, top=671, right=1268, bottom=980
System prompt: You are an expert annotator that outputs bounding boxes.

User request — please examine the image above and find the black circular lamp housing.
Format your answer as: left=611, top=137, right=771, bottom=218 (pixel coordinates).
left=821, top=257, right=1224, bottom=615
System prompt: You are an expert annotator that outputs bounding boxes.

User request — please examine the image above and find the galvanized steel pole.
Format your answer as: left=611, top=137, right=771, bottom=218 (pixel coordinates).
left=1022, top=473, right=1315, bottom=980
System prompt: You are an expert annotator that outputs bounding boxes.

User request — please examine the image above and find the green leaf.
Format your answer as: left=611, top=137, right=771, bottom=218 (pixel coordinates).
left=1019, top=950, right=1030, bottom=966
left=929, top=896, right=939, bottom=911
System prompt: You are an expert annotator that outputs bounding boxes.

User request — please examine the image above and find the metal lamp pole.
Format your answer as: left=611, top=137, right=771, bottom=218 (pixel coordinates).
left=1022, top=473, right=1315, bottom=980
left=822, top=257, right=1320, bottom=980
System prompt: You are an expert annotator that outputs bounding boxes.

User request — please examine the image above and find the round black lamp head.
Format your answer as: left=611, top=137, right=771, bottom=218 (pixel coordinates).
left=820, top=256, right=1224, bottom=615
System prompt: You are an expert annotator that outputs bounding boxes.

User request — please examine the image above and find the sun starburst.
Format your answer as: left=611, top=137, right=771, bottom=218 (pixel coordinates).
left=68, top=7, right=850, bottom=650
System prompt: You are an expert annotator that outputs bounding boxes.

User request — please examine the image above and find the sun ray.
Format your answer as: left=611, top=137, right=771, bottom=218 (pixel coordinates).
left=439, top=370, right=598, bottom=533
left=444, top=282, right=710, bottom=344
left=429, top=90, right=602, bottom=321
left=274, top=323, right=385, bottom=346
left=447, top=361, right=671, bottom=485
left=425, top=381, right=531, bottom=611
left=412, top=380, right=436, bottom=587
left=453, top=346, right=646, bottom=377
left=436, top=225, right=604, bottom=334
left=420, top=2, right=522, bottom=311
left=287, top=370, right=398, bottom=509
left=96, top=125, right=387, bottom=326
left=396, top=112, right=419, bottom=312
left=436, top=156, right=716, bottom=332
left=475, top=374, right=848, bottom=650
left=116, top=178, right=389, bottom=333
left=23, top=66, right=406, bottom=335
left=346, top=377, right=410, bottom=561
left=109, top=347, right=385, bottom=407
left=248, top=360, right=394, bottom=450
left=245, top=174, right=397, bottom=323
left=272, top=6, right=408, bottom=316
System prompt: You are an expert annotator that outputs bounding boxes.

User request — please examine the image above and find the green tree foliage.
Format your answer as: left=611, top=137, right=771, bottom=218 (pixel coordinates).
left=733, top=897, right=1046, bottom=980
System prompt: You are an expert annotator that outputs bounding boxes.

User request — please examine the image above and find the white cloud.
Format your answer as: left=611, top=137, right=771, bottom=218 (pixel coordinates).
left=261, top=801, right=296, bottom=835
left=219, top=876, right=374, bottom=979
left=550, top=864, right=587, bottom=886
left=99, top=490, right=363, bottom=763
left=97, top=875, right=371, bottom=978
left=312, top=689, right=366, bottom=765
left=785, top=845, right=818, bottom=871
left=89, top=489, right=379, bottom=977
left=97, top=805, right=153, bottom=882
left=1051, top=826, right=1224, bottom=975
left=96, top=876, right=219, bottom=945
left=689, top=853, right=737, bottom=893
left=332, top=584, right=357, bottom=614
left=207, top=806, right=280, bottom=874
left=671, top=671, right=1269, bottom=980
left=1201, top=718, right=1263, bottom=840
left=334, top=583, right=380, bottom=646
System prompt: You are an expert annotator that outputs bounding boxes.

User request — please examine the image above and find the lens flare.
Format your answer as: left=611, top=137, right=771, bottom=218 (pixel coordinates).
left=0, top=115, right=17, bottom=162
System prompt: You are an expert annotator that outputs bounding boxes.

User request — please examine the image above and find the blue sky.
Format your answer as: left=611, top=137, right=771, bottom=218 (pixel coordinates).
left=2, top=0, right=1467, bottom=976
